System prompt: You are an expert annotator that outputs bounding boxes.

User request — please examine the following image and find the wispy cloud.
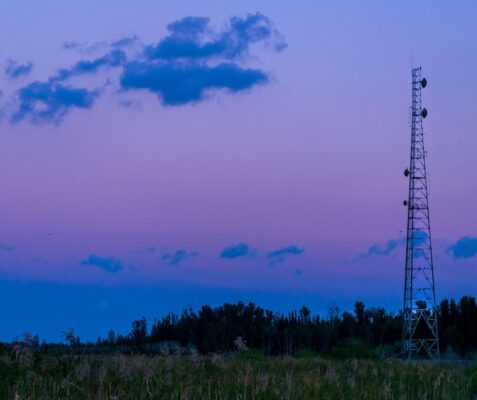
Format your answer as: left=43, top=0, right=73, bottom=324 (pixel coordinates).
left=50, top=49, right=126, bottom=82
left=0, top=243, right=14, bottom=252
left=360, top=239, right=404, bottom=258
left=145, top=246, right=157, bottom=253
left=448, top=236, right=477, bottom=259
left=267, top=245, right=304, bottom=264
left=360, top=233, right=429, bottom=259
left=80, top=254, right=123, bottom=273
left=118, top=99, right=140, bottom=108
left=4, top=60, right=33, bottom=79
left=220, top=243, right=253, bottom=259
left=61, top=41, right=108, bottom=54
left=161, top=249, right=198, bottom=265
left=0, top=94, right=4, bottom=122
left=112, top=35, right=140, bottom=48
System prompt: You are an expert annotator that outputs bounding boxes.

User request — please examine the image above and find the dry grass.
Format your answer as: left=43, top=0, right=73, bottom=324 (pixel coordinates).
left=1, top=350, right=476, bottom=399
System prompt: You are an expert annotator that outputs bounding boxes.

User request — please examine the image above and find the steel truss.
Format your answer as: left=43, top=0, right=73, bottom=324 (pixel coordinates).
left=402, top=67, right=439, bottom=360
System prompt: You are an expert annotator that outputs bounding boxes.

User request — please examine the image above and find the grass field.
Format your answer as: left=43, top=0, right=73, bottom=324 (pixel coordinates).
left=1, top=349, right=477, bottom=400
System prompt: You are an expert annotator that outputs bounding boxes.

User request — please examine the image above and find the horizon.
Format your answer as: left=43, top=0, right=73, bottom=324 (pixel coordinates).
left=1, top=1, right=477, bottom=342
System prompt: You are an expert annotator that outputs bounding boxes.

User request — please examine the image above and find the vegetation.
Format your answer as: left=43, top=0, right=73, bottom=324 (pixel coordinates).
left=1, top=351, right=477, bottom=400
left=1, top=296, right=477, bottom=398
left=84, top=296, right=476, bottom=358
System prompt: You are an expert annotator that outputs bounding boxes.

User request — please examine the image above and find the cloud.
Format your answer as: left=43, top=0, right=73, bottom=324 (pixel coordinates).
left=144, top=13, right=286, bottom=61
left=360, top=233, right=428, bottom=258
left=120, top=61, right=267, bottom=106
left=118, top=98, right=141, bottom=108
left=8, top=13, right=284, bottom=124
left=62, top=41, right=82, bottom=50
left=119, top=13, right=283, bottom=107
left=448, top=236, right=477, bottom=259
left=0, top=243, right=14, bottom=252
left=294, top=269, right=304, bottom=277
left=129, top=245, right=157, bottom=256
left=0, top=94, right=4, bottom=121
left=112, top=35, right=140, bottom=48
left=220, top=243, right=252, bottom=259
left=267, top=245, right=304, bottom=264
left=360, top=239, right=404, bottom=258
left=50, top=49, right=126, bottom=82
left=4, top=60, right=33, bottom=79
left=161, top=249, right=198, bottom=265
left=80, top=254, right=123, bottom=273
left=11, top=82, right=99, bottom=124
left=61, top=41, right=107, bottom=54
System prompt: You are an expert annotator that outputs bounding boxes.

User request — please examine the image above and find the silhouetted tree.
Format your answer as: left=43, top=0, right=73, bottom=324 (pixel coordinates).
left=130, top=317, right=147, bottom=345
left=26, top=296, right=477, bottom=358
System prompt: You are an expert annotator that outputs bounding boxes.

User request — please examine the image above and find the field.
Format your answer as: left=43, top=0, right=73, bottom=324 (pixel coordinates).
left=1, top=349, right=477, bottom=400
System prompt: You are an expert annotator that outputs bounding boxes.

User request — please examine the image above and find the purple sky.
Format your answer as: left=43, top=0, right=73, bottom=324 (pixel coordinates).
left=1, top=1, right=477, bottom=341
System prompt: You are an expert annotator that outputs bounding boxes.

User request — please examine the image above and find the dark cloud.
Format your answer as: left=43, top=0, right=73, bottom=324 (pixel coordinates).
left=120, top=61, right=267, bottom=106
left=11, top=82, right=99, bottom=125
left=161, top=249, right=198, bottom=265
left=220, top=243, right=252, bottom=259
left=144, top=13, right=286, bottom=61
left=81, top=254, right=123, bottom=273
left=4, top=60, right=33, bottom=79
left=121, top=13, right=282, bottom=106
left=112, top=35, right=140, bottom=48
left=50, top=49, right=126, bottom=82
left=8, top=14, right=284, bottom=124
left=448, top=237, right=477, bottom=259
left=267, top=245, right=304, bottom=264
left=0, top=243, right=14, bottom=252
left=294, top=269, right=304, bottom=277
left=167, top=17, right=210, bottom=39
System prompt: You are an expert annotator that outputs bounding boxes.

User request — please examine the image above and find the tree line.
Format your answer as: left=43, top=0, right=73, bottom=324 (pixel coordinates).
left=8, top=296, right=477, bottom=358
left=103, top=296, right=477, bottom=357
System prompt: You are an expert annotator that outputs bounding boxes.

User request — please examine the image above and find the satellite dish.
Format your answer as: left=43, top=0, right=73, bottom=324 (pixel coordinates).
left=421, top=78, right=427, bottom=88
left=421, top=108, right=428, bottom=118
left=403, top=200, right=408, bottom=207
left=404, top=168, right=410, bottom=177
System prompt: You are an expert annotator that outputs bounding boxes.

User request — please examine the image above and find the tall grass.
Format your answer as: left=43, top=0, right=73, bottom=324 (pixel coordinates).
left=1, top=349, right=476, bottom=399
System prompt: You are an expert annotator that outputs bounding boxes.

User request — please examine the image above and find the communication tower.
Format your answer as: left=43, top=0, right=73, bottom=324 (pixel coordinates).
left=402, top=67, right=439, bottom=359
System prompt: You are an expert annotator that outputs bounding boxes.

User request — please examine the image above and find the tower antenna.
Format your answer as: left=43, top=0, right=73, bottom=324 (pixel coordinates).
left=402, top=67, right=439, bottom=359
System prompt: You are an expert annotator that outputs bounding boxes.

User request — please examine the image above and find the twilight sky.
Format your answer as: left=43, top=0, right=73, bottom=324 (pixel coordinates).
left=1, top=0, right=477, bottom=342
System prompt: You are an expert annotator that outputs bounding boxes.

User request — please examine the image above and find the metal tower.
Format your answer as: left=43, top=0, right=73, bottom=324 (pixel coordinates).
left=402, top=67, right=439, bottom=360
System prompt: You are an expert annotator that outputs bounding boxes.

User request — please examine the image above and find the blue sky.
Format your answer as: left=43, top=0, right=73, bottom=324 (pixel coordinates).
left=1, top=1, right=477, bottom=341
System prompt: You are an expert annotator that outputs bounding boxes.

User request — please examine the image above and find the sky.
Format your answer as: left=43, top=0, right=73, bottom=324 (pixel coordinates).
left=0, top=0, right=477, bottom=342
